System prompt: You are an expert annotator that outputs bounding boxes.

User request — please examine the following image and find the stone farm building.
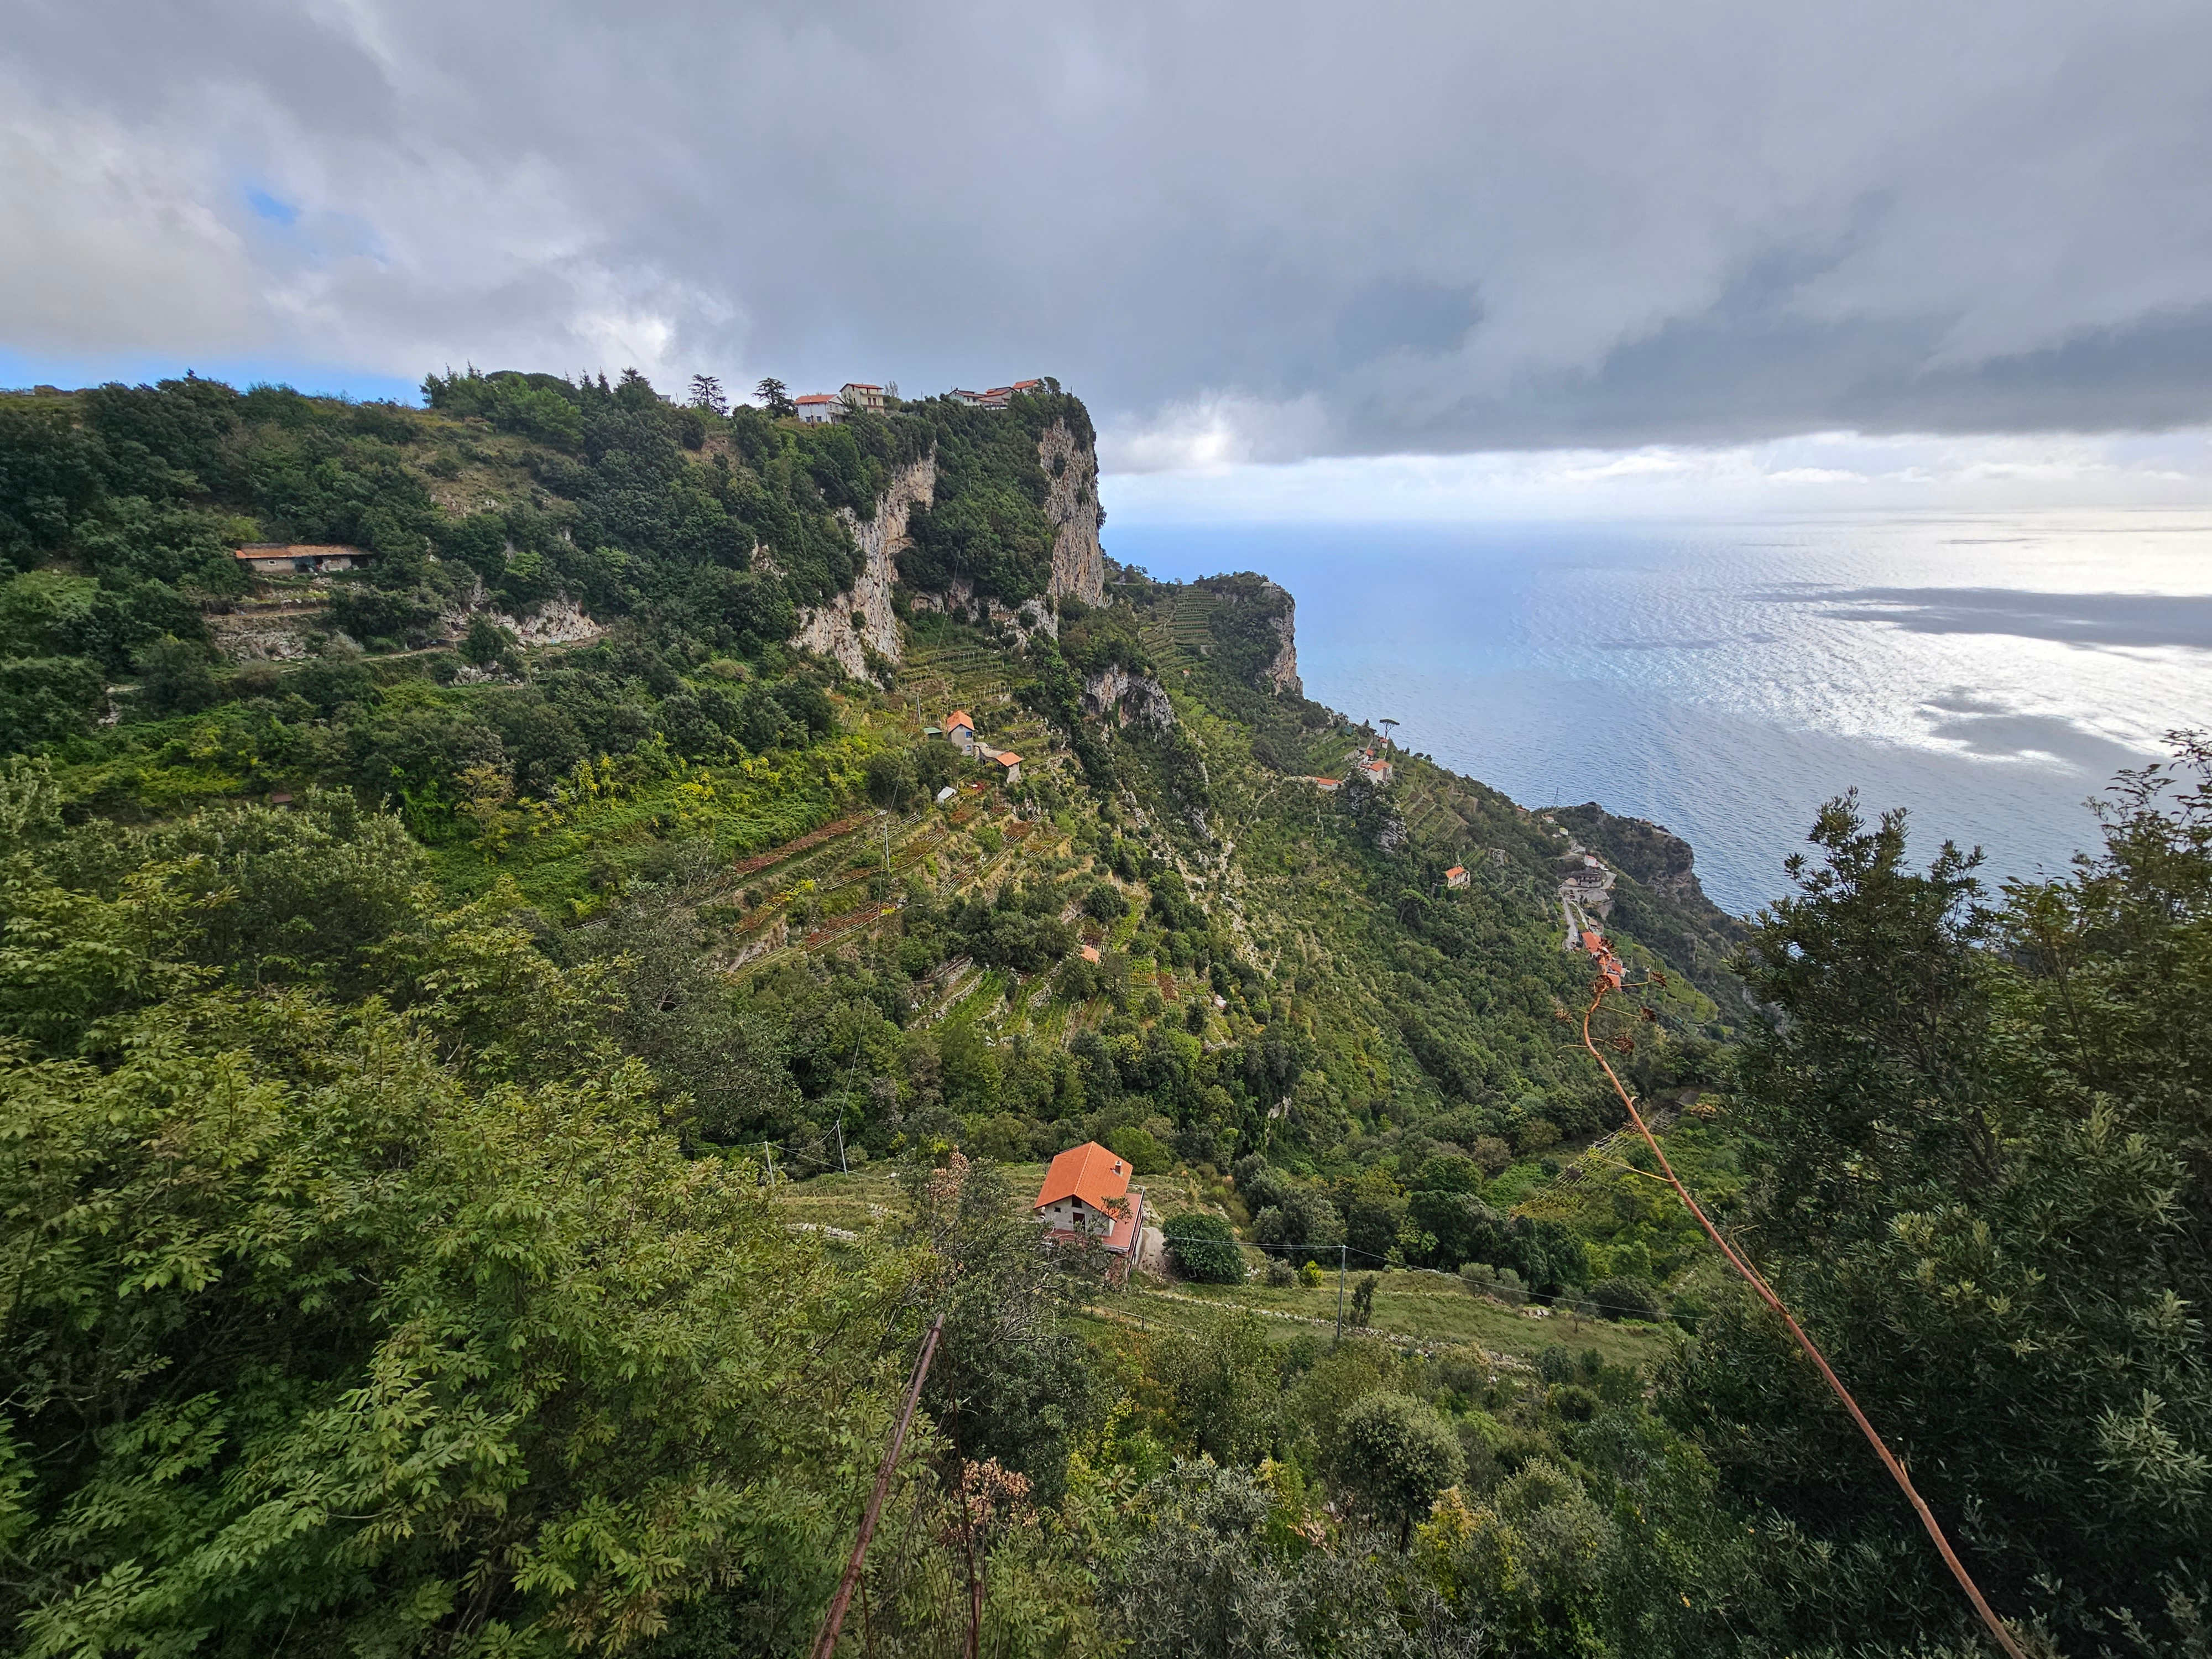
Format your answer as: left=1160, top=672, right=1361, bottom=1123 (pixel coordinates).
left=950, top=379, right=1042, bottom=410
left=1032, top=1141, right=1144, bottom=1258
left=1445, top=865, right=1469, bottom=889
left=235, top=544, right=372, bottom=575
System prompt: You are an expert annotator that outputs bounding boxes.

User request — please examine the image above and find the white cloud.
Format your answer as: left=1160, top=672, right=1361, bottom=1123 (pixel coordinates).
left=1101, top=428, right=2212, bottom=522
left=3, top=1, right=2211, bottom=450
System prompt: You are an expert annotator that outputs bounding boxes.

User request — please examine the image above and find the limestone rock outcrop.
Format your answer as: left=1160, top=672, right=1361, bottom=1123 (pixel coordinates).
left=906, top=578, right=1059, bottom=642
left=437, top=581, right=604, bottom=651
left=789, top=453, right=937, bottom=679
left=1262, top=583, right=1302, bottom=696
left=1082, top=665, right=1176, bottom=729
left=1039, top=420, right=1107, bottom=607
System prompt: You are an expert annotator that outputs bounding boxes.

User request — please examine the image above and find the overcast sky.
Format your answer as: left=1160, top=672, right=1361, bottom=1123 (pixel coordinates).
left=7, top=0, right=2211, bottom=511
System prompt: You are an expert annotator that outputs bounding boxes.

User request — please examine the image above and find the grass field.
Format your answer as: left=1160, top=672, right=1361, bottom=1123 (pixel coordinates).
left=774, top=1164, right=1682, bottom=1374
left=1118, top=1271, right=1678, bottom=1372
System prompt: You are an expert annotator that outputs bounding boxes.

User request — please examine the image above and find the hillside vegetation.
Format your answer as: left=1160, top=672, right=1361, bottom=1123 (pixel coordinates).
left=0, top=371, right=2204, bottom=1657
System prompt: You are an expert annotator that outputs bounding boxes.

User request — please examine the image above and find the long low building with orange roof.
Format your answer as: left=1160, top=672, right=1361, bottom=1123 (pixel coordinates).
left=1032, top=1141, right=1145, bottom=1257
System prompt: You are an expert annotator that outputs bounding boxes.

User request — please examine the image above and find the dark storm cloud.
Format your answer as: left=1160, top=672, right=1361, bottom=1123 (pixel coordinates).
left=4, top=0, right=2210, bottom=461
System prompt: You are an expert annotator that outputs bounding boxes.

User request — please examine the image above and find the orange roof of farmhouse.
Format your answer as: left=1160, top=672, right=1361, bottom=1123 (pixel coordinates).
left=946, top=710, right=974, bottom=729
left=1034, top=1141, right=1131, bottom=1213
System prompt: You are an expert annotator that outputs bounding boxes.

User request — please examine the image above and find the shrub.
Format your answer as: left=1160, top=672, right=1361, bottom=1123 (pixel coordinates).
left=1590, top=1274, right=1665, bottom=1323
left=1162, top=1212, right=1241, bottom=1284
left=1328, top=1392, right=1464, bottom=1546
left=1467, top=1135, right=1514, bottom=1175
left=1265, top=1257, right=1296, bottom=1287
left=1297, top=1260, right=1323, bottom=1289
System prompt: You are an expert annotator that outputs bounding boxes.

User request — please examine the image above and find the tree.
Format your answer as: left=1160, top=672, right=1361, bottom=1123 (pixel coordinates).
left=687, top=373, right=728, bottom=415
left=755, top=377, right=796, bottom=418
left=1668, top=760, right=2212, bottom=1655
left=1154, top=1310, right=1281, bottom=1464
left=901, top=1157, right=1100, bottom=1500
left=1162, top=1211, right=1243, bottom=1284
left=132, top=634, right=218, bottom=716
left=864, top=748, right=918, bottom=810
left=1328, top=1391, right=1464, bottom=1547
left=1590, top=1274, right=1663, bottom=1322
left=0, top=991, right=889, bottom=1655
left=460, top=611, right=514, bottom=667
left=1349, top=1272, right=1378, bottom=1327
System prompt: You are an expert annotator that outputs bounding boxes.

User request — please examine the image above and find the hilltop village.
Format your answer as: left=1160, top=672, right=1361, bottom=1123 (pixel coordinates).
left=0, top=367, right=2200, bottom=1658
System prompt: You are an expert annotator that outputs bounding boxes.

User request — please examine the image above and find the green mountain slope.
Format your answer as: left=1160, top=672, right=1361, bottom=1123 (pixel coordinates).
left=3, top=369, right=2202, bottom=1658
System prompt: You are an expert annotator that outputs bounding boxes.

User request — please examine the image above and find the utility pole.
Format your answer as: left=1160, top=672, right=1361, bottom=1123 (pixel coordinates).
left=1335, top=1243, right=1347, bottom=1341
left=833, top=1102, right=849, bottom=1174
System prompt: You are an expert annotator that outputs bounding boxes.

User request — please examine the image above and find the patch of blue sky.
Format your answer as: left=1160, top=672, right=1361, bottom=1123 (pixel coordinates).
left=244, top=186, right=300, bottom=227
left=0, top=347, right=423, bottom=406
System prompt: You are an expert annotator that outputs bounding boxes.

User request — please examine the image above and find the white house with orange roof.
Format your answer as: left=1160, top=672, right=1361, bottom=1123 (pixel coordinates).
left=943, top=710, right=976, bottom=753
left=1445, top=864, right=1470, bottom=889
left=794, top=393, right=842, bottom=425
left=1032, top=1141, right=1144, bottom=1257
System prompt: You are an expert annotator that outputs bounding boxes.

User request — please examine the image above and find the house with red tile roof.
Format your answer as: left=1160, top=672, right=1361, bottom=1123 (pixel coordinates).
left=991, top=752, right=1022, bottom=785
left=1032, top=1141, right=1144, bottom=1256
left=942, top=710, right=976, bottom=753
left=1445, top=865, right=1469, bottom=889
left=951, top=379, right=1043, bottom=410
left=794, top=393, right=842, bottom=425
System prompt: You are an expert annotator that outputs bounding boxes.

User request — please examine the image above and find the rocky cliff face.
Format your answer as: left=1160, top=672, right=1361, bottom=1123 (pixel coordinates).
left=1082, top=665, right=1176, bottom=729
left=789, top=453, right=937, bottom=679
left=906, top=578, right=1058, bottom=642
left=1262, top=583, right=1302, bottom=696
left=1039, top=420, right=1107, bottom=607
left=1551, top=804, right=1709, bottom=905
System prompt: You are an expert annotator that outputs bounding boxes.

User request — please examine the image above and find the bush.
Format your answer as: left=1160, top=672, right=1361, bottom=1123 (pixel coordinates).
left=1265, top=1257, right=1296, bottom=1287
left=1590, top=1273, right=1665, bottom=1322
left=1297, top=1260, right=1323, bottom=1289
left=1327, top=1392, right=1464, bottom=1546
left=1162, top=1212, right=1241, bottom=1284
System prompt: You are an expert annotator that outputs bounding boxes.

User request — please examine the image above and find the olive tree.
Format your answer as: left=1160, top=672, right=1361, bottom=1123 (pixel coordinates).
left=1328, top=1390, right=1464, bottom=1547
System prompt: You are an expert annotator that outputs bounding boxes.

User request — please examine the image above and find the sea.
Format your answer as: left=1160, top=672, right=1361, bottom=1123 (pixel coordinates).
left=1105, top=512, right=2212, bottom=918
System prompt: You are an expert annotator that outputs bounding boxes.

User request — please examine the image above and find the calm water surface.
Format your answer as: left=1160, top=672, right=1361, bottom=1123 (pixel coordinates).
left=1107, top=513, right=2212, bottom=916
